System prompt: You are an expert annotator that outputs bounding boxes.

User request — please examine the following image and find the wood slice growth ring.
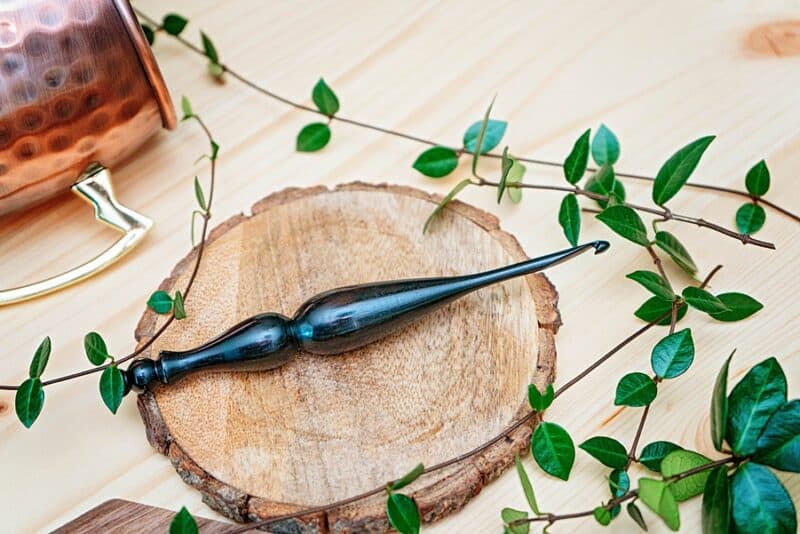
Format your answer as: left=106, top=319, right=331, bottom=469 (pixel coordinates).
left=135, top=183, right=560, bottom=531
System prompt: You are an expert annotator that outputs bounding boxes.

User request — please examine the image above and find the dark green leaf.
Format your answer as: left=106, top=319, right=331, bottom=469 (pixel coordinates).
left=528, top=383, right=554, bottom=412
left=579, top=436, right=628, bottom=469
left=29, top=336, right=51, bottom=379
left=731, top=462, right=796, bottom=534
left=312, top=78, right=340, bottom=116
left=296, top=123, right=331, bottom=152
left=514, top=454, right=539, bottom=515
left=650, top=328, right=694, bottom=379
left=610, top=504, right=621, bottom=520
left=169, top=506, right=198, bottom=534
left=626, top=270, right=674, bottom=301
left=735, top=203, right=766, bottom=235
left=682, top=287, right=729, bottom=314
left=745, top=159, right=770, bottom=197
left=727, top=357, right=787, bottom=456
left=15, top=378, right=44, bottom=428
left=99, top=365, right=125, bottom=414
left=468, top=97, right=497, bottom=176
left=563, top=128, right=591, bottom=184
left=173, top=291, right=186, bottom=320
left=141, top=24, right=155, bottom=46
left=501, top=507, right=529, bottom=534
left=639, top=441, right=682, bottom=472
left=180, top=95, right=193, bottom=120
left=530, top=422, right=575, bottom=480
left=463, top=119, right=506, bottom=155
left=210, top=140, right=219, bottom=161
left=709, top=292, right=763, bottom=322
left=638, top=478, right=680, bottom=531
left=497, top=146, right=513, bottom=203
left=593, top=506, right=613, bottom=526
left=652, top=136, right=715, bottom=206
left=84, top=331, right=110, bottom=366
left=711, top=351, right=733, bottom=452
left=591, top=124, right=620, bottom=166
left=634, top=297, right=688, bottom=326
left=412, top=147, right=459, bottom=178
left=147, top=290, right=174, bottom=314
left=754, top=399, right=800, bottom=472
left=614, top=372, right=657, bottom=407
left=627, top=502, right=648, bottom=531
left=194, top=177, right=207, bottom=212
left=596, top=205, right=649, bottom=246
left=200, top=31, right=219, bottom=64
left=389, top=463, right=424, bottom=491
left=654, top=231, right=697, bottom=275
left=506, top=160, right=525, bottom=203
left=386, top=493, right=420, bottom=534
left=609, top=469, right=630, bottom=498
left=662, top=450, right=711, bottom=501
left=162, top=14, right=188, bottom=36
left=585, top=165, right=625, bottom=208
left=423, top=179, right=471, bottom=233
left=702, top=466, right=730, bottom=534
left=558, top=193, right=580, bottom=247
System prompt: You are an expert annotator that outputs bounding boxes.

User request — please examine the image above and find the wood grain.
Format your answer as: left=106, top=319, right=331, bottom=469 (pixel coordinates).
left=134, top=183, right=559, bottom=530
left=1, top=2, right=799, bottom=532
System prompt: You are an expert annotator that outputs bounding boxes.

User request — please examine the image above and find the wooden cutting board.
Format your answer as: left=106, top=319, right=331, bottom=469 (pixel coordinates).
left=133, top=183, right=560, bottom=532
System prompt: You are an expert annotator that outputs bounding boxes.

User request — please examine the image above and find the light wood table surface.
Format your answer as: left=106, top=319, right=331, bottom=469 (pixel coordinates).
left=2, top=1, right=799, bottom=532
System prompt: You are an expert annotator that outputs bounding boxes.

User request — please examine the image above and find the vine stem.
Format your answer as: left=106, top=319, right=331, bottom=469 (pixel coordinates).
left=133, top=8, right=800, bottom=228
left=0, top=116, right=218, bottom=392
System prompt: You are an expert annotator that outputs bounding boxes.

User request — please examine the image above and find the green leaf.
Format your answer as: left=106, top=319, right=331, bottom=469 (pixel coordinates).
left=389, top=463, right=424, bottom=491
left=609, top=468, right=630, bottom=498
left=200, top=31, right=219, bottom=64
left=141, top=24, right=155, bottom=46
left=180, top=95, right=193, bottom=120
left=514, top=455, right=539, bottom=515
left=662, top=450, right=711, bottom=501
left=593, top=506, right=613, bottom=526
left=169, top=506, right=198, bottom=534
left=735, top=203, right=766, bottom=235
left=563, top=128, right=591, bottom=184
left=702, top=466, right=730, bottom=534
left=638, top=478, right=680, bottom=531
left=626, top=502, right=647, bottom=531
left=312, top=78, right=340, bottom=116
left=468, top=97, right=497, bottom=176
left=29, top=336, right=51, bottom=379
left=210, top=140, right=219, bottom=161
left=558, top=193, right=580, bottom=247
left=463, top=119, right=506, bottom=155
left=193, top=177, right=207, bottom=212
left=726, top=357, right=787, bottom=456
left=296, top=123, right=331, bottom=152
left=497, top=147, right=513, bottom=203
left=501, top=507, right=530, bottom=534
left=506, top=160, right=526, bottom=203
left=84, top=331, right=110, bottom=366
left=162, top=14, right=188, bottom=36
left=423, top=179, right=471, bottom=233
left=147, top=290, right=174, bottom=314
left=654, top=231, right=697, bottom=275
left=745, top=159, right=770, bottom=197
left=708, top=292, right=763, bottom=322
left=99, top=365, right=125, bottom=414
left=596, top=205, right=649, bottom=246
left=173, top=291, right=186, bottom=320
left=386, top=493, right=420, bottom=534
left=650, top=328, right=694, bottom=379
left=530, top=422, right=575, bottom=480
left=207, top=62, right=224, bottom=79
left=754, top=399, right=800, bottom=472
left=528, top=383, right=554, bottom=412
left=591, top=124, right=620, bottom=166
left=585, top=165, right=625, bottom=208
left=15, top=378, right=44, bottom=428
left=639, top=441, right=682, bottom=472
left=412, top=147, right=459, bottom=178
left=731, top=462, right=796, bottom=534
left=579, top=436, right=628, bottom=469
left=615, top=372, right=657, bottom=407
left=634, top=297, right=688, bottom=326
left=710, top=351, right=733, bottom=452
left=652, top=136, right=715, bottom=206
left=626, top=270, right=674, bottom=301
left=681, top=287, right=729, bottom=314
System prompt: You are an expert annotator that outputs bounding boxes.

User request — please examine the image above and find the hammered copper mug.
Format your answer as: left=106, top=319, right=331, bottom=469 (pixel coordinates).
left=0, top=0, right=176, bottom=305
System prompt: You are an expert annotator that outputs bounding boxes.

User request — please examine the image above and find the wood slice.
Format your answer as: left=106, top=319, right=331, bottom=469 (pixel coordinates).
left=134, top=183, right=560, bottom=532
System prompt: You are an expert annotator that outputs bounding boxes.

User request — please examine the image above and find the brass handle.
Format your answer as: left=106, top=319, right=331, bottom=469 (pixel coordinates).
left=0, top=166, right=152, bottom=306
